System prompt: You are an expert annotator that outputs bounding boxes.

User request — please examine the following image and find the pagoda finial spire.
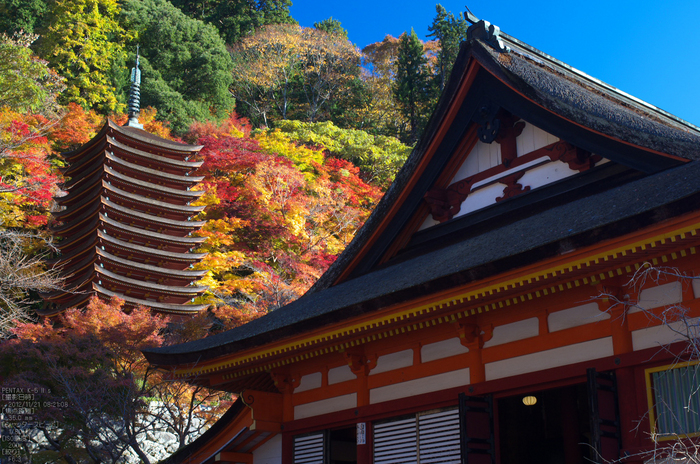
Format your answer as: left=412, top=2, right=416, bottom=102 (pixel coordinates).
left=126, top=46, right=144, bottom=129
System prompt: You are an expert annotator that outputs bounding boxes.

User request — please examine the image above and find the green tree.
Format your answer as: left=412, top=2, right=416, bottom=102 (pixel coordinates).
left=0, top=33, right=65, bottom=114
left=427, top=4, right=468, bottom=92
left=273, top=119, right=412, bottom=187
left=38, top=0, right=129, bottom=113
left=314, top=17, right=348, bottom=39
left=170, top=0, right=294, bottom=44
left=120, top=0, right=235, bottom=134
left=0, top=0, right=49, bottom=35
left=394, top=29, right=433, bottom=144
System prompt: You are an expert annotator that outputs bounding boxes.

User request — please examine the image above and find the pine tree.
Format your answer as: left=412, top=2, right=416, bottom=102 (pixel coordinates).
left=394, top=29, right=432, bottom=144
left=428, top=4, right=468, bottom=92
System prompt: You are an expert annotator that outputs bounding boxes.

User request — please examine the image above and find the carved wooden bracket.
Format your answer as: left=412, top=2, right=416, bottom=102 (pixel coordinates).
left=269, top=371, right=300, bottom=394
left=546, top=141, right=602, bottom=172
left=344, top=349, right=377, bottom=376
left=496, top=172, right=530, bottom=202
left=424, top=187, right=464, bottom=223
left=454, top=322, right=494, bottom=349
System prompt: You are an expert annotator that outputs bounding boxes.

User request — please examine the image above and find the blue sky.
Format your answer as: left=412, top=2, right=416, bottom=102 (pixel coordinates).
left=290, top=1, right=700, bottom=127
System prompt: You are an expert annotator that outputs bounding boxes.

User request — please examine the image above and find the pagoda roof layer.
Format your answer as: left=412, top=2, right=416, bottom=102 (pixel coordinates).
left=100, top=215, right=205, bottom=244
left=105, top=166, right=204, bottom=199
left=96, top=248, right=207, bottom=278
left=95, top=266, right=207, bottom=295
left=103, top=199, right=206, bottom=228
left=106, top=152, right=205, bottom=183
left=94, top=284, right=209, bottom=313
left=97, top=230, right=206, bottom=261
left=103, top=182, right=205, bottom=213
left=108, top=136, right=203, bottom=169
left=109, top=120, right=204, bottom=153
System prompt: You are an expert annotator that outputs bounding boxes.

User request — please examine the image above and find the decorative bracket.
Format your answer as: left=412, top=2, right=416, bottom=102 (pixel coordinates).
left=454, top=322, right=493, bottom=349
left=270, top=371, right=299, bottom=394
left=424, top=187, right=463, bottom=223
left=343, top=349, right=377, bottom=376
left=474, top=102, right=501, bottom=143
left=496, top=172, right=530, bottom=202
left=546, top=141, right=601, bottom=172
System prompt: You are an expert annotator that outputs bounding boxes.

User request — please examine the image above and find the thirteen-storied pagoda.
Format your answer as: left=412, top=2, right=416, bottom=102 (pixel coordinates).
left=41, top=53, right=209, bottom=316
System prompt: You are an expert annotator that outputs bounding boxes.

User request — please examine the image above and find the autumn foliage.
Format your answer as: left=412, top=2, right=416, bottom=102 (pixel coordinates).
left=0, top=297, right=232, bottom=462
left=188, top=113, right=383, bottom=314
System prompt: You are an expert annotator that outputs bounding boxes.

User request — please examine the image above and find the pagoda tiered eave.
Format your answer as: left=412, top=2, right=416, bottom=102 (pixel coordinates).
left=97, top=230, right=206, bottom=262
left=103, top=182, right=205, bottom=213
left=96, top=248, right=207, bottom=278
left=106, top=152, right=205, bottom=183
left=44, top=119, right=209, bottom=315
left=94, top=284, right=208, bottom=313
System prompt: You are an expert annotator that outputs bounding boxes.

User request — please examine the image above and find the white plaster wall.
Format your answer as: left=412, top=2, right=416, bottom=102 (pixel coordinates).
left=548, top=302, right=608, bottom=332
left=328, top=365, right=356, bottom=385
left=451, top=141, right=501, bottom=183
left=418, top=215, right=440, bottom=231
left=632, top=319, right=697, bottom=351
left=516, top=122, right=559, bottom=157
left=370, top=349, right=414, bottom=375
left=421, top=338, right=469, bottom=363
left=294, top=393, right=357, bottom=420
left=693, top=277, right=700, bottom=299
left=483, top=317, right=539, bottom=348
left=629, top=282, right=683, bottom=313
left=370, top=368, right=470, bottom=404
left=295, top=372, right=322, bottom=392
left=254, top=434, right=282, bottom=464
left=485, top=337, right=614, bottom=381
left=518, top=160, right=578, bottom=191
left=452, top=183, right=506, bottom=219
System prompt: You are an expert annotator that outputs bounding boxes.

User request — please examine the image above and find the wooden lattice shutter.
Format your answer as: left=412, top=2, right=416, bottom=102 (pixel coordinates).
left=294, top=432, right=326, bottom=464
left=418, top=408, right=461, bottom=464
left=373, top=416, right=418, bottom=464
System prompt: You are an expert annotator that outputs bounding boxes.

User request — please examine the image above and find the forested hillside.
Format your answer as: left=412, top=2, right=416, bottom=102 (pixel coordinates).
left=0, top=2, right=471, bottom=461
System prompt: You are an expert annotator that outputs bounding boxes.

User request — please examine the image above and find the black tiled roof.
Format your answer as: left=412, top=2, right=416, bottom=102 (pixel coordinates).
left=143, top=159, right=700, bottom=365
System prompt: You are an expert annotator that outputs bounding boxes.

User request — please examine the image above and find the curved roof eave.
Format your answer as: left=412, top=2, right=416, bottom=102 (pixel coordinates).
left=106, top=152, right=205, bottom=183
left=95, top=265, right=207, bottom=294
left=104, top=199, right=206, bottom=228
left=108, top=120, right=204, bottom=153
left=103, top=182, right=205, bottom=213
left=93, top=283, right=209, bottom=313
left=97, top=230, right=206, bottom=261
left=105, top=166, right=204, bottom=199
left=100, top=214, right=205, bottom=244
left=96, top=248, right=207, bottom=278
left=108, top=136, right=204, bottom=169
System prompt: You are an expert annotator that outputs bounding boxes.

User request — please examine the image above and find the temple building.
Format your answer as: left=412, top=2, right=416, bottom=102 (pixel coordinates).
left=144, top=14, right=700, bottom=464
left=41, top=55, right=209, bottom=316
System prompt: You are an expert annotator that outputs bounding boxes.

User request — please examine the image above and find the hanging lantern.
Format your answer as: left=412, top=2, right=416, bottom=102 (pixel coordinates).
left=522, top=395, right=537, bottom=406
